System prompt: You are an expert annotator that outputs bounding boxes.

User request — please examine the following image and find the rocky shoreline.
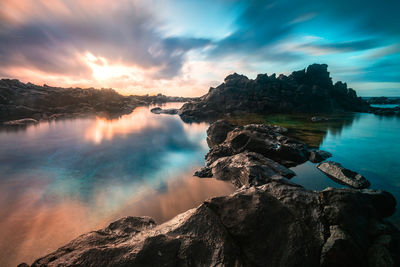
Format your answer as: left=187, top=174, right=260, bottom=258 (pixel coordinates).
left=22, top=120, right=399, bottom=266
left=0, top=79, right=194, bottom=126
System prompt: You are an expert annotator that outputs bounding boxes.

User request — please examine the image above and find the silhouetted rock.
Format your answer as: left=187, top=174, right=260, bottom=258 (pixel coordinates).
left=0, top=79, right=193, bottom=123
left=27, top=179, right=399, bottom=267
left=179, top=64, right=370, bottom=122
left=317, top=161, right=371, bottom=189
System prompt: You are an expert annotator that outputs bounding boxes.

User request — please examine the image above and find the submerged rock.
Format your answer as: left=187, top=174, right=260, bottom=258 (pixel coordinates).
left=27, top=179, right=399, bottom=267
left=150, top=107, right=179, bottom=115
left=317, top=161, right=371, bottom=189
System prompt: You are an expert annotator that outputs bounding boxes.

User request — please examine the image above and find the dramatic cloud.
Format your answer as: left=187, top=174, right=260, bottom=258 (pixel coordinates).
left=0, top=0, right=399, bottom=96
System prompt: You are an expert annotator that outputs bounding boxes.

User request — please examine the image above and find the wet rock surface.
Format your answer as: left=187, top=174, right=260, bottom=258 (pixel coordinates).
left=150, top=107, right=179, bottom=115
left=179, top=64, right=370, bottom=122
left=25, top=179, right=399, bottom=267
left=317, top=161, right=371, bottom=189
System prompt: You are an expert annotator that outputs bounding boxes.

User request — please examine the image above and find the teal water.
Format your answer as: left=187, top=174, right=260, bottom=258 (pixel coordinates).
left=292, top=113, right=400, bottom=225
left=370, top=104, right=399, bottom=108
left=1, top=104, right=399, bottom=266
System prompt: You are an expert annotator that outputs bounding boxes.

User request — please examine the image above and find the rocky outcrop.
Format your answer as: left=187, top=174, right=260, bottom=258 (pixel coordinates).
left=179, top=64, right=370, bottom=122
left=150, top=107, right=179, bottom=115
left=3, top=118, right=39, bottom=126
left=0, top=79, right=192, bottom=123
left=25, top=179, right=399, bottom=267
left=194, top=121, right=336, bottom=188
left=366, top=96, right=400, bottom=105
left=317, top=161, right=371, bottom=189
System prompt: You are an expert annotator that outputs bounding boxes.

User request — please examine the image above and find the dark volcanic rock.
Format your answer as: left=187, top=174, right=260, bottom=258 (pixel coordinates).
left=150, top=107, right=179, bottom=114
left=179, top=64, right=370, bottom=122
left=206, top=119, right=234, bottom=148
left=309, top=150, right=332, bottom=163
left=209, top=152, right=296, bottom=187
left=27, top=179, right=399, bottom=267
left=193, top=166, right=213, bottom=178
left=0, top=79, right=192, bottom=123
left=205, top=122, right=310, bottom=168
left=317, top=161, right=371, bottom=189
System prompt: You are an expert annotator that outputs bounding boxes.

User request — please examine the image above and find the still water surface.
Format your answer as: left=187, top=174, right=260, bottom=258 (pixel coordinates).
left=1, top=103, right=400, bottom=266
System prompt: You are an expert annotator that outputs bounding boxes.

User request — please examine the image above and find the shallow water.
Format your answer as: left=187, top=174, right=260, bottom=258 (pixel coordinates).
left=370, top=104, right=399, bottom=108
left=0, top=103, right=234, bottom=266
left=1, top=105, right=400, bottom=266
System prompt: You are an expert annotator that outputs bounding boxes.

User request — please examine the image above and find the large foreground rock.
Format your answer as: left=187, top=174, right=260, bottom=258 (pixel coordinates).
left=317, top=161, right=371, bottom=189
left=179, top=64, right=370, bottom=122
left=26, top=179, right=399, bottom=267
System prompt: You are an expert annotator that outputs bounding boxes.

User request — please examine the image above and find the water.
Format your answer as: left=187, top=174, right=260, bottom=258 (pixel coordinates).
left=0, top=103, right=234, bottom=267
left=370, top=104, right=399, bottom=108
left=1, top=105, right=400, bottom=266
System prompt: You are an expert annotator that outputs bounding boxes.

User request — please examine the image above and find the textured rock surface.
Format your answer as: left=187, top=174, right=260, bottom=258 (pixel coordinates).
left=26, top=179, right=399, bottom=267
left=150, top=107, right=179, bottom=114
left=179, top=64, right=370, bottom=122
left=317, top=161, right=371, bottom=189
left=205, top=123, right=310, bottom=168
left=209, top=152, right=296, bottom=187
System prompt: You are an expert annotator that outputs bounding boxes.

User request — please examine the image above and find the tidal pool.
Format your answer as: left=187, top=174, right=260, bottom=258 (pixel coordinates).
left=0, top=103, right=235, bottom=266
left=1, top=103, right=399, bottom=266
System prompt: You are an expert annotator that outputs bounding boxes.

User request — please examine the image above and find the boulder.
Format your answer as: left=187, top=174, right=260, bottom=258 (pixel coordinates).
left=193, top=166, right=213, bottom=178
left=206, top=120, right=234, bottom=148
left=309, top=149, right=332, bottom=163
left=209, top=152, right=296, bottom=187
left=205, top=123, right=309, bottom=167
left=317, top=161, right=370, bottom=189
left=27, top=179, right=399, bottom=267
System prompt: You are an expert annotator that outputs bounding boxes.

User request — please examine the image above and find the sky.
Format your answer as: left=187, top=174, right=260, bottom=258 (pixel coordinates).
left=0, top=0, right=399, bottom=96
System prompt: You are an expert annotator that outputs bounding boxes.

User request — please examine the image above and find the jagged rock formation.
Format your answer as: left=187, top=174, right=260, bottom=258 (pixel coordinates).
left=179, top=64, right=370, bottom=122
left=25, top=179, right=399, bottom=267
left=0, top=79, right=193, bottom=124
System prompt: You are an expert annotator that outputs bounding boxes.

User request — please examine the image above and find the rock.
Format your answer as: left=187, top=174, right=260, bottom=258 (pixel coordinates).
left=309, top=149, right=332, bottom=163
left=193, top=166, right=213, bottom=178
left=206, top=120, right=234, bottom=148
left=27, top=179, right=399, bottom=267
left=179, top=64, right=370, bottom=122
left=209, top=152, right=296, bottom=187
left=3, top=118, right=38, bottom=126
left=150, top=107, right=179, bottom=115
left=317, top=161, right=371, bottom=189
left=311, top=116, right=329, bottom=122
left=205, top=123, right=310, bottom=167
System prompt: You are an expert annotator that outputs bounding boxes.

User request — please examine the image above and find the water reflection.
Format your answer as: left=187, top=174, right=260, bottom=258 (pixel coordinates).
left=0, top=103, right=234, bottom=267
